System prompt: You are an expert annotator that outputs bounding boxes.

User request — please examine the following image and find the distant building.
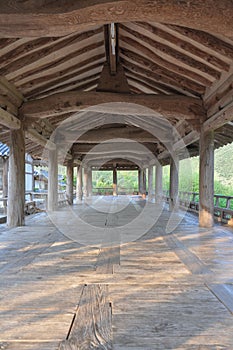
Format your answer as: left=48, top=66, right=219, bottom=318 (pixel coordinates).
left=0, top=142, right=34, bottom=193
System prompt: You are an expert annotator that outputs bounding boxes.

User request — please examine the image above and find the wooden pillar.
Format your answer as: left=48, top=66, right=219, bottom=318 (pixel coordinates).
left=169, top=155, right=179, bottom=211
left=138, top=169, right=142, bottom=195
left=7, top=127, right=25, bottom=227
left=66, top=160, right=74, bottom=205
left=142, top=168, right=147, bottom=199
left=199, top=129, right=214, bottom=228
left=83, top=167, right=88, bottom=198
left=48, top=148, right=58, bottom=211
left=113, top=167, right=118, bottom=196
left=87, top=167, right=92, bottom=197
left=155, top=162, right=163, bottom=203
left=2, top=157, right=9, bottom=214
left=76, top=164, right=83, bottom=201
left=148, top=165, right=153, bottom=202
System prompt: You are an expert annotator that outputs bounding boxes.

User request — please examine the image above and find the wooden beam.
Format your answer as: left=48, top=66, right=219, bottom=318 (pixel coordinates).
left=21, top=91, right=205, bottom=120
left=0, top=76, right=24, bottom=107
left=0, top=107, right=21, bottom=129
left=204, top=101, right=233, bottom=132
left=73, top=142, right=158, bottom=155
left=25, top=128, right=56, bottom=151
left=158, top=130, right=200, bottom=160
left=64, top=126, right=167, bottom=144
left=173, top=130, right=200, bottom=151
left=0, top=95, right=18, bottom=116
left=0, top=1, right=233, bottom=39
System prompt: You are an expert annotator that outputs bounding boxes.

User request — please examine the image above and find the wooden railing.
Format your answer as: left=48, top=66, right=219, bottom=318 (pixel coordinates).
left=0, top=191, right=69, bottom=216
left=163, top=190, right=233, bottom=223
left=92, top=187, right=138, bottom=195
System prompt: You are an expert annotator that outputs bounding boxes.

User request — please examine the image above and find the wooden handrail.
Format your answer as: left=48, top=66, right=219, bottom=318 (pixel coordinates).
left=163, top=190, right=233, bottom=224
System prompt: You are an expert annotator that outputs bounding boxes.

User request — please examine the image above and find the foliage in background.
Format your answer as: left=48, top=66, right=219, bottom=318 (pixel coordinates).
left=60, top=143, right=233, bottom=196
left=162, top=143, right=233, bottom=196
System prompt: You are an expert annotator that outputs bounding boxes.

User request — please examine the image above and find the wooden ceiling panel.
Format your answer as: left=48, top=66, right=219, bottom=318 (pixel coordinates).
left=0, top=15, right=233, bottom=164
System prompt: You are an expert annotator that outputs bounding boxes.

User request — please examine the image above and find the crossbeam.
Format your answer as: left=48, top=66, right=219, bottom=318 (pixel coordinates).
left=0, top=1, right=232, bottom=38
left=21, top=91, right=205, bottom=120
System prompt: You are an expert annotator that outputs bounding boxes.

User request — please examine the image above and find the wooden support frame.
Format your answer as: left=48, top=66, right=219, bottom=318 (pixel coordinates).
left=21, top=92, right=205, bottom=121
left=0, top=107, right=21, bottom=130
left=155, top=163, right=163, bottom=203
left=199, top=129, right=214, bottom=227
left=47, top=148, right=58, bottom=211
left=0, top=1, right=232, bottom=39
left=7, top=126, right=25, bottom=227
left=76, top=164, right=83, bottom=201
left=66, top=159, right=74, bottom=205
left=148, top=165, right=153, bottom=202
left=169, top=154, right=179, bottom=211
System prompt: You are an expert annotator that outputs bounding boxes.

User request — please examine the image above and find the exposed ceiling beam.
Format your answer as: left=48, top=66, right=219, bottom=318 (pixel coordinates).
left=204, top=101, right=233, bottom=132
left=62, top=126, right=166, bottom=144
left=73, top=142, right=157, bottom=155
left=0, top=1, right=232, bottom=39
left=25, top=128, right=56, bottom=151
left=21, top=91, right=205, bottom=120
left=0, top=107, right=21, bottom=129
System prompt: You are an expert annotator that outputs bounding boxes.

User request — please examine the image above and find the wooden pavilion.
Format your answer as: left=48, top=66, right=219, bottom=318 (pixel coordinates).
left=1, top=2, right=233, bottom=349
left=1, top=1, right=233, bottom=228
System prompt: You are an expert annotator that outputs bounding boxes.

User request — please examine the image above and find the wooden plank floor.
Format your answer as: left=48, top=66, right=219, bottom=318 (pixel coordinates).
left=1, top=196, right=233, bottom=349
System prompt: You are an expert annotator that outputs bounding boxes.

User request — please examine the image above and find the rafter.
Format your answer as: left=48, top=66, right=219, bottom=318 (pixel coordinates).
left=19, top=56, right=105, bottom=95
left=120, top=24, right=220, bottom=80
left=119, top=34, right=213, bottom=88
left=8, top=40, right=104, bottom=85
left=134, top=22, right=230, bottom=72
left=120, top=54, right=204, bottom=96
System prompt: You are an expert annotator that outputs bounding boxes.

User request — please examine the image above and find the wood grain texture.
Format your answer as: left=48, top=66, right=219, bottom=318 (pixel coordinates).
left=21, top=91, right=206, bottom=120
left=7, top=125, right=25, bottom=227
left=120, top=24, right=221, bottom=80
left=59, top=284, right=112, bottom=350
left=0, top=1, right=233, bottom=39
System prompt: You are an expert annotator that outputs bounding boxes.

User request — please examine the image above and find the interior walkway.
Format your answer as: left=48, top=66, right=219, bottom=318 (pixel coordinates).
left=1, top=196, right=233, bottom=349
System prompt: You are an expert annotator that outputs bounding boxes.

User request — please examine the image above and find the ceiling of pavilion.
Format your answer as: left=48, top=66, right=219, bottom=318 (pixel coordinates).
left=0, top=13, right=233, bottom=166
